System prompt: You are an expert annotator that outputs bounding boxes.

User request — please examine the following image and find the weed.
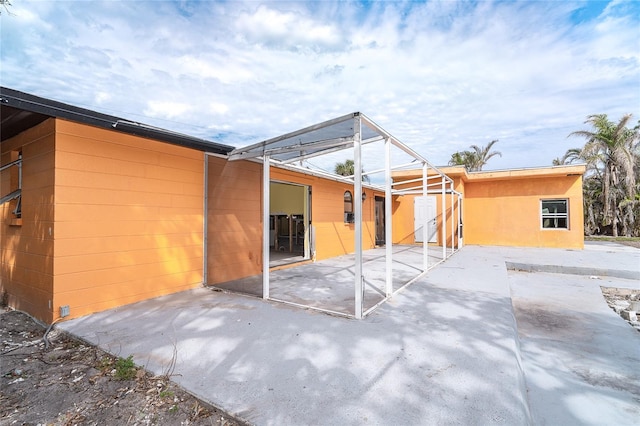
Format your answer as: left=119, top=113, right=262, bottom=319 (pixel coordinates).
left=97, top=356, right=113, bottom=372
left=114, top=355, right=136, bottom=380
left=169, top=404, right=179, bottom=414
left=159, top=390, right=174, bottom=398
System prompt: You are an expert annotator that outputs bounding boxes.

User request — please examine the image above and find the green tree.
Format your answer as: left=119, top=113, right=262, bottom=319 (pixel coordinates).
left=567, top=113, right=640, bottom=237
left=448, top=150, right=475, bottom=168
left=448, top=140, right=501, bottom=172
left=334, top=159, right=370, bottom=182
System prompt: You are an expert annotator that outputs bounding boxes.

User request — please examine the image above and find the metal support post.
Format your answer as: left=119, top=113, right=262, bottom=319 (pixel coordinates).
left=384, top=137, right=392, bottom=296
left=422, top=163, right=428, bottom=271
left=458, top=195, right=463, bottom=248
left=441, top=178, right=446, bottom=260
left=203, top=154, right=209, bottom=285
left=262, top=155, right=270, bottom=299
left=354, top=116, right=363, bottom=319
left=450, top=182, right=454, bottom=255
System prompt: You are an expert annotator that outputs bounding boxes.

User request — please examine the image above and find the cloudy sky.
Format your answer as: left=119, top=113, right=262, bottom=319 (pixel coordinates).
left=1, top=0, right=638, bottom=173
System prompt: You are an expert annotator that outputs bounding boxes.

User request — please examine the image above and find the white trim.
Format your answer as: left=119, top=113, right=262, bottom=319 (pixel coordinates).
left=540, top=198, right=569, bottom=230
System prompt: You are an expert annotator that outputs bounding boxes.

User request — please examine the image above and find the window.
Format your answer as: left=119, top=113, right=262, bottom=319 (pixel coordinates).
left=344, top=190, right=354, bottom=223
left=541, top=199, right=568, bottom=229
left=0, top=151, right=22, bottom=218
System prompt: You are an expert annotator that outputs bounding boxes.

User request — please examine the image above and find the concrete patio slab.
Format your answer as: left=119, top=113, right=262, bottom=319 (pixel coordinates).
left=509, top=271, right=640, bottom=425
left=215, top=245, right=446, bottom=316
left=58, top=242, right=639, bottom=425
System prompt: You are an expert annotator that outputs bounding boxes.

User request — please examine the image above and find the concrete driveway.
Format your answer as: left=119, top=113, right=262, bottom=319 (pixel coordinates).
left=60, top=243, right=640, bottom=425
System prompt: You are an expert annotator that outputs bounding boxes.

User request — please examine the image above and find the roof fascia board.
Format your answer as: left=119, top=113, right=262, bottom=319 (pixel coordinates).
left=1, top=87, right=120, bottom=129
left=111, top=120, right=233, bottom=154
left=463, top=165, right=586, bottom=181
left=0, top=87, right=233, bottom=155
left=392, top=164, right=587, bottom=183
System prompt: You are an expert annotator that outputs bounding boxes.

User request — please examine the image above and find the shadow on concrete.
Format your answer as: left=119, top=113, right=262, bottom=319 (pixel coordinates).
left=60, top=255, right=529, bottom=424
left=60, top=244, right=639, bottom=425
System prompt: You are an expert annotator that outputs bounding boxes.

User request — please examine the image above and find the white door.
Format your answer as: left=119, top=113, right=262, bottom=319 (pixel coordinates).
left=414, top=196, right=437, bottom=243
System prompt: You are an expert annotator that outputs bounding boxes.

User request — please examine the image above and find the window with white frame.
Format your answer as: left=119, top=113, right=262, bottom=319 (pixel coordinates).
left=541, top=199, right=568, bottom=229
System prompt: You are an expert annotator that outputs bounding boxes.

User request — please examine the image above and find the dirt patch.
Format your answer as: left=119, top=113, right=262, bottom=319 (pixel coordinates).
left=585, top=236, right=640, bottom=249
left=1, top=309, right=243, bottom=426
left=601, top=286, right=640, bottom=332
left=612, top=240, right=640, bottom=249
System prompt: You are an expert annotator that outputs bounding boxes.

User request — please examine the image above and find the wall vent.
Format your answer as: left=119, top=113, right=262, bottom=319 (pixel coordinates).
left=59, top=305, right=70, bottom=318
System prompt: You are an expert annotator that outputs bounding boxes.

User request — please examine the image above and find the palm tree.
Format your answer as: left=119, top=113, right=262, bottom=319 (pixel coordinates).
left=334, top=159, right=370, bottom=182
left=469, top=139, right=502, bottom=171
left=335, top=159, right=355, bottom=177
left=568, top=114, right=639, bottom=237
left=552, top=148, right=583, bottom=166
left=448, top=151, right=476, bottom=169
left=448, top=140, right=501, bottom=172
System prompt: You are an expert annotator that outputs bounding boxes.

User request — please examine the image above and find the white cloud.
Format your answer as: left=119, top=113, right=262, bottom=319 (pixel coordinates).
left=95, top=92, right=111, bottom=104
left=235, top=5, right=343, bottom=51
left=144, top=101, right=191, bottom=120
left=1, top=0, right=638, bottom=172
left=209, top=102, right=229, bottom=115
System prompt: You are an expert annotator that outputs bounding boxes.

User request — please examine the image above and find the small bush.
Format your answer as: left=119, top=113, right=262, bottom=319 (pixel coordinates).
left=114, top=355, right=136, bottom=380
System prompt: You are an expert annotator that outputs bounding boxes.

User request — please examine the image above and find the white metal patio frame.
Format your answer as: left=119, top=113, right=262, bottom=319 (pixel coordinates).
left=228, top=112, right=462, bottom=319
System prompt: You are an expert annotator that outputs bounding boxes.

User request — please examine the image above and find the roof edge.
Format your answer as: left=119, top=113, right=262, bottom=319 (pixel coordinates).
left=0, top=86, right=234, bottom=155
left=393, top=164, right=587, bottom=182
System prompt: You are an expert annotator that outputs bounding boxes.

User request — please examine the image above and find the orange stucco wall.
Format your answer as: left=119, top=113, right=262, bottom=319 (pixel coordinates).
left=206, top=161, right=380, bottom=286
left=391, top=168, right=584, bottom=249
left=50, top=119, right=205, bottom=321
left=1, top=119, right=56, bottom=323
left=206, top=156, right=262, bottom=284
left=2, top=114, right=585, bottom=324
left=271, top=168, right=378, bottom=261
left=463, top=175, right=584, bottom=248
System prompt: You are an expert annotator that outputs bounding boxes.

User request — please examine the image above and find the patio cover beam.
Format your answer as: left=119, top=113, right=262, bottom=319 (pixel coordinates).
left=228, top=112, right=357, bottom=161
left=280, top=142, right=354, bottom=165
left=231, top=136, right=354, bottom=161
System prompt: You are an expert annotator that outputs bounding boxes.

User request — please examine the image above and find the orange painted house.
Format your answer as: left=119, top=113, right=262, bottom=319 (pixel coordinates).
left=1, top=88, right=585, bottom=324
left=392, top=165, right=585, bottom=250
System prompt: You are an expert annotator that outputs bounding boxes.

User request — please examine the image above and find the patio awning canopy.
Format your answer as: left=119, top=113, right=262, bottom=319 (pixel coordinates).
left=228, top=112, right=430, bottom=167
left=226, top=112, right=460, bottom=319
